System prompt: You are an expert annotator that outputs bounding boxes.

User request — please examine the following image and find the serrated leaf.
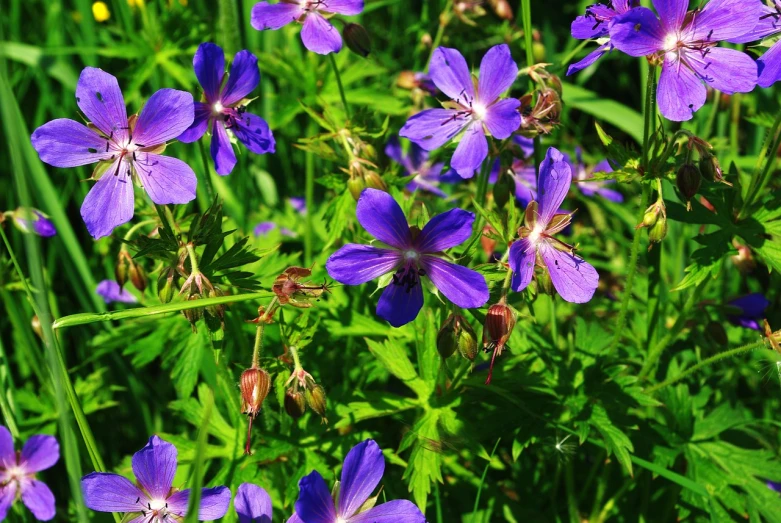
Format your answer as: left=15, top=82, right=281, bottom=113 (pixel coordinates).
left=589, top=404, right=634, bottom=476
left=365, top=338, right=430, bottom=399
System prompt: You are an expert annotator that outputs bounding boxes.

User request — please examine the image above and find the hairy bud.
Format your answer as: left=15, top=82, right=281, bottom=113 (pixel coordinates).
left=676, top=163, right=701, bottom=208
left=364, top=171, right=387, bottom=192
left=348, top=176, right=366, bottom=201
left=157, top=268, right=176, bottom=304
left=284, top=390, right=307, bottom=419
left=698, top=153, right=725, bottom=184
left=483, top=302, right=516, bottom=352
left=647, top=215, right=668, bottom=244
left=241, top=367, right=271, bottom=417
left=129, top=261, right=147, bottom=293
left=343, top=23, right=371, bottom=57
left=306, top=384, right=328, bottom=423
left=115, top=251, right=130, bottom=288
left=437, top=313, right=478, bottom=360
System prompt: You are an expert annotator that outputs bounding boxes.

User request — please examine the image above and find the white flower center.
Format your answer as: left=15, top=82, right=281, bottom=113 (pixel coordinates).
left=213, top=102, right=224, bottom=114
left=663, top=33, right=680, bottom=52
left=3, top=465, right=25, bottom=481
left=471, top=102, right=487, bottom=120
left=336, top=518, right=348, bottom=523
left=404, top=250, right=419, bottom=261
left=527, top=225, right=544, bottom=246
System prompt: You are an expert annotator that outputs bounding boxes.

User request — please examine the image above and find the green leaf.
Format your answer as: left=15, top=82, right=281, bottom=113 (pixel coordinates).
left=400, top=409, right=443, bottom=511
left=562, top=83, right=643, bottom=143
left=589, top=404, right=634, bottom=476
left=365, top=338, right=430, bottom=399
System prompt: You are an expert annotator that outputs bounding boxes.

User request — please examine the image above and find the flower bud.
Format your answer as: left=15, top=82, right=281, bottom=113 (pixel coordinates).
left=676, top=163, right=701, bottom=206
left=488, top=0, right=513, bottom=20
left=482, top=302, right=516, bottom=351
left=284, top=390, right=307, bottom=419
left=698, top=153, right=724, bottom=183
left=306, top=384, right=328, bottom=423
left=647, top=215, right=668, bottom=244
left=241, top=367, right=271, bottom=417
left=157, top=268, right=176, bottom=304
left=437, top=313, right=477, bottom=360
left=533, top=42, right=546, bottom=63
left=364, top=171, right=387, bottom=192
left=10, top=208, right=56, bottom=237
left=129, top=261, right=147, bottom=293
left=348, top=176, right=366, bottom=201
left=642, top=205, right=660, bottom=228
left=182, top=294, right=203, bottom=327
left=343, top=23, right=371, bottom=57
left=493, top=172, right=514, bottom=209
left=115, top=253, right=130, bottom=288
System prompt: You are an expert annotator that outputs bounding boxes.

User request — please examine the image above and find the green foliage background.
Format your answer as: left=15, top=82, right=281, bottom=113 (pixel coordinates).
left=1, top=0, right=781, bottom=522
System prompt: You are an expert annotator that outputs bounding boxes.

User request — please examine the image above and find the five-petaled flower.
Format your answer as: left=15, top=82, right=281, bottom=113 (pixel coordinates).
left=31, top=67, right=197, bottom=239
left=234, top=483, right=273, bottom=523
left=251, top=0, right=365, bottom=55
left=509, top=147, right=599, bottom=303
left=385, top=136, right=458, bottom=197
left=400, top=44, right=521, bottom=178
left=729, top=0, right=781, bottom=88
left=0, top=426, right=59, bottom=522
left=178, top=43, right=275, bottom=175
left=81, top=435, right=231, bottom=522
left=288, top=439, right=426, bottom=523
left=326, top=189, right=489, bottom=327
left=609, top=0, right=762, bottom=121
left=567, top=0, right=639, bottom=75
left=727, top=293, right=769, bottom=331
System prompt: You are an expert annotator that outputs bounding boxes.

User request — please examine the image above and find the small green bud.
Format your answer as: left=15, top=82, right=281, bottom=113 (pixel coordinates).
left=157, top=268, right=176, bottom=304
left=437, top=313, right=478, bottom=360
left=647, top=215, right=668, bottom=243
left=676, top=163, right=701, bottom=204
left=284, top=390, right=307, bottom=419
left=129, top=261, right=147, bottom=293
left=642, top=206, right=659, bottom=228
left=347, top=176, right=366, bottom=201
left=306, top=384, right=328, bottom=424
left=115, top=252, right=130, bottom=288
left=698, top=153, right=723, bottom=183
left=343, top=23, right=371, bottom=57
left=364, top=171, right=387, bottom=192
left=533, top=41, right=546, bottom=63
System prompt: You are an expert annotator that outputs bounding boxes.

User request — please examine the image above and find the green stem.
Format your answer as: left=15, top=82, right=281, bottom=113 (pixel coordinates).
left=521, top=0, right=534, bottom=70
left=645, top=339, right=770, bottom=393
left=329, top=53, right=351, bottom=119
left=608, top=184, right=652, bottom=353
left=475, top=157, right=493, bottom=208
left=123, top=219, right=157, bottom=241
left=641, top=66, right=658, bottom=172
left=471, top=438, right=501, bottom=519
left=289, top=345, right=305, bottom=374
left=186, top=243, right=200, bottom=274
left=251, top=323, right=265, bottom=369
left=425, top=6, right=451, bottom=69
left=52, top=291, right=276, bottom=329
left=549, top=296, right=558, bottom=346
left=741, top=105, right=781, bottom=217
left=305, top=120, right=316, bottom=266
left=639, top=277, right=710, bottom=378
left=196, top=139, right=216, bottom=207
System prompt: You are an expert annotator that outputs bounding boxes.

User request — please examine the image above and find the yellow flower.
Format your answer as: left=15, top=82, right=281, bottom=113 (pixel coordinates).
left=92, top=1, right=110, bottom=22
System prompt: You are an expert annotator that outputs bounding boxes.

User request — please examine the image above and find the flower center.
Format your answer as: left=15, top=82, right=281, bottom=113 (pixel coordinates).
left=471, top=102, right=487, bottom=120
left=663, top=33, right=681, bottom=52
left=527, top=225, right=544, bottom=246
left=213, top=102, right=224, bottom=114
left=3, top=465, right=25, bottom=482
left=336, top=518, right=348, bottom=523
left=404, top=250, right=419, bottom=261
left=142, top=498, right=173, bottom=522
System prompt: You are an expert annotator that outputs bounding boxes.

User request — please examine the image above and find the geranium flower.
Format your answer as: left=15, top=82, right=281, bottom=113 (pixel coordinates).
left=254, top=221, right=297, bottom=238
left=81, top=435, right=230, bottom=521
left=509, top=147, right=599, bottom=303
left=96, top=280, right=138, bottom=304
left=385, top=136, right=450, bottom=197
left=399, top=44, right=521, bottom=178
left=7, top=208, right=56, bottom=237
left=0, top=426, right=59, bottom=521
left=729, top=0, right=781, bottom=87
left=326, top=189, right=489, bottom=327
left=289, top=439, right=425, bottom=523
left=567, top=0, right=639, bottom=75
left=251, top=1, right=365, bottom=55
left=727, top=293, right=769, bottom=330
left=178, top=43, right=275, bottom=175
left=609, top=0, right=762, bottom=121
left=31, top=68, right=196, bottom=239
left=571, top=149, right=624, bottom=203
left=234, top=483, right=272, bottom=523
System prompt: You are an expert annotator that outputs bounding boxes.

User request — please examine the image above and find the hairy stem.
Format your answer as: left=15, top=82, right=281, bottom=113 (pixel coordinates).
left=329, top=53, right=351, bottom=119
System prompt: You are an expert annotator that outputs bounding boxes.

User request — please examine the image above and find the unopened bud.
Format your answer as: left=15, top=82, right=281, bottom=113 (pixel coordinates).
left=241, top=367, right=271, bottom=417
left=647, top=215, right=668, bottom=244
left=31, top=315, right=42, bottom=340
left=306, top=384, right=328, bottom=423
left=115, top=252, right=130, bottom=288
left=698, top=153, right=724, bottom=183
left=533, top=42, right=546, bottom=63
left=343, top=23, right=371, bottom=57
left=182, top=295, right=203, bottom=327
left=482, top=302, right=516, bottom=351
left=157, top=268, right=176, bottom=304
left=364, top=171, right=387, bottom=192
left=348, top=176, right=366, bottom=201
left=129, top=261, right=147, bottom=293
left=437, top=313, right=478, bottom=360
left=676, top=163, right=701, bottom=206
left=489, top=0, right=513, bottom=20
left=284, top=390, right=307, bottom=419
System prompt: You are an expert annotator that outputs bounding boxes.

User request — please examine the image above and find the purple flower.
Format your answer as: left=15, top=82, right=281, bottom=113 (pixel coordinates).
left=96, top=280, right=138, bottom=304
left=326, top=189, right=489, bottom=327
left=251, top=0, right=364, bottom=55
left=567, top=0, right=639, bottom=75
left=178, top=43, right=275, bottom=175
left=253, top=221, right=297, bottom=238
left=10, top=208, right=57, bottom=237
left=289, top=439, right=425, bottom=523
left=385, top=136, right=447, bottom=197
left=81, top=436, right=230, bottom=521
left=730, top=1, right=781, bottom=87
left=31, top=68, right=196, bottom=239
left=288, top=196, right=307, bottom=215
left=727, top=293, right=769, bottom=330
left=234, top=483, right=272, bottom=523
left=509, top=147, right=599, bottom=303
left=571, top=149, right=624, bottom=202
left=0, top=426, right=59, bottom=521
left=769, top=480, right=781, bottom=493
left=399, top=44, right=521, bottom=179
left=609, top=0, right=762, bottom=121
